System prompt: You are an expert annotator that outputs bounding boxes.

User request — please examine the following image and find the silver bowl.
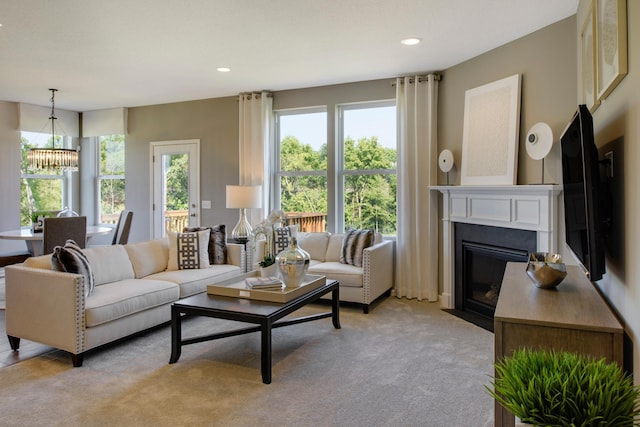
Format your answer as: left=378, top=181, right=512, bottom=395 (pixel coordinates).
left=526, top=252, right=567, bottom=289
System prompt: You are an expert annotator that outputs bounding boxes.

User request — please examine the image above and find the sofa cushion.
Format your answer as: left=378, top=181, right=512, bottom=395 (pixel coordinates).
left=51, top=240, right=96, bottom=297
left=147, top=264, right=242, bottom=298
left=23, top=254, right=54, bottom=270
left=308, top=261, right=363, bottom=287
left=297, top=232, right=330, bottom=262
left=325, top=234, right=345, bottom=262
left=340, top=229, right=374, bottom=267
left=183, top=225, right=228, bottom=265
left=273, top=224, right=298, bottom=254
left=125, top=239, right=169, bottom=278
left=167, top=230, right=211, bottom=270
left=84, top=278, right=179, bottom=327
left=83, top=245, right=135, bottom=286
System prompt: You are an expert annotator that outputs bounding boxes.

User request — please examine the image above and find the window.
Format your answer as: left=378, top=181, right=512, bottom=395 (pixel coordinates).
left=98, top=135, right=126, bottom=225
left=339, top=102, right=397, bottom=234
left=19, top=132, right=70, bottom=226
left=275, top=108, right=328, bottom=231
left=275, top=101, right=396, bottom=234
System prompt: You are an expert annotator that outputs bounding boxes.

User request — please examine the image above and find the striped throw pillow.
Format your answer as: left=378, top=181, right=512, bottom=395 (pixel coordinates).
left=51, top=239, right=96, bottom=297
left=340, top=229, right=374, bottom=267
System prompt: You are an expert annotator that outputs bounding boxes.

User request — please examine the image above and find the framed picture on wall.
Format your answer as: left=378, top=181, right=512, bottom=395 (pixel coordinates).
left=595, top=0, right=628, bottom=101
left=460, top=74, right=521, bottom=186
left=581, top=2, right=599, bottom=112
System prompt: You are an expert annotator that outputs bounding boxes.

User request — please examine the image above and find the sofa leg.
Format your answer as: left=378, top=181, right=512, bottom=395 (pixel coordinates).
left=71, top=353, right=84, bottom=367
left=7, top=335, right=20, bottom=350
left=362, top=304, right=369, bottom=314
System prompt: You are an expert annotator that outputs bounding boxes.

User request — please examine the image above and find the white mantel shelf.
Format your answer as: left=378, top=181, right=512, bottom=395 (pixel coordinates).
left=430, top=185, right=562, bottom=309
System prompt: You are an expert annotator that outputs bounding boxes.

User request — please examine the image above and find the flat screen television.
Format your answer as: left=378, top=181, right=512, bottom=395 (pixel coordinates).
left=560, top=104, right=606, bottom=281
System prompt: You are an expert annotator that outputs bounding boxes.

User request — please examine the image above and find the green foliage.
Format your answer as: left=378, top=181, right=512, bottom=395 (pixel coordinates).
left=164, top=154, right=189, bottom=211
left=279, top=135, right=397, bottom=234
left=258, top=254, right=276, bottom=268
left=487, top=348, right=640, bottom=426
left=99, top=135, right=126, bottom=217
left=20, top=136, right=63, bottom=226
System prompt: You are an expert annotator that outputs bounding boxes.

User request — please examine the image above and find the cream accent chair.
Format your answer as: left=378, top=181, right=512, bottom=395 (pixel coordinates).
left=254, top=231, right=394, bottom=313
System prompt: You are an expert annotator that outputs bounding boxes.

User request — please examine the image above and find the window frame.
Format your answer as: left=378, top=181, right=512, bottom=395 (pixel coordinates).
left=337, top=100, right=397, bottom=233
left=273, top=99, right=396, bottom=234
left=95, top=134, right=126, bottom=226
left=19, top=132, right=72, bottom=226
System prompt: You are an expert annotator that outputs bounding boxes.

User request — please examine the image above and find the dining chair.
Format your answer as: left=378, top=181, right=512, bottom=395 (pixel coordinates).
left=43, top=216, right=87, bottom=255
left=111, top=210, right=133, bottom=245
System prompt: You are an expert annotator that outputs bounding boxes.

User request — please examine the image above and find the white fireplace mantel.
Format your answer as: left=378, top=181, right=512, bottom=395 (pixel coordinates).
left=430, top=185, right=562, bottom=309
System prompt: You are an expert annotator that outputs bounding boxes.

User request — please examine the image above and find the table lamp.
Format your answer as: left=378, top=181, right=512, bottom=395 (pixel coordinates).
left=226, top=185, right=262, bottom=243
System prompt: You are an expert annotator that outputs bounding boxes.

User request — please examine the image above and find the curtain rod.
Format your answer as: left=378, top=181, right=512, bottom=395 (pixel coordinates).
left=391, top=73, right=441, bottom=86
left=239, top=92, right=273, bottom=100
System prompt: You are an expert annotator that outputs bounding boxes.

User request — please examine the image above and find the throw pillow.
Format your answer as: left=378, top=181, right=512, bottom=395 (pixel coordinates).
left=183, top=225, right=227, bottom=265
left=167, top=229, right=211, bottom=270
left=273, top=226, right=291, bottom=254
left=340, top=228, right=375, bottom=267
left=51, top=239, right=96, bottom=297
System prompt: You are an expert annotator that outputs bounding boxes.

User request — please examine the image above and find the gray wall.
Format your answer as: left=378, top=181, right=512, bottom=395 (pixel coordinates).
left=438, top=16, right=577, bottom=187
left=0, top=101, right=22, bottom=253
left=124, top=96, right=239, bottom=243
left=576, top=0, right=640, bottom=381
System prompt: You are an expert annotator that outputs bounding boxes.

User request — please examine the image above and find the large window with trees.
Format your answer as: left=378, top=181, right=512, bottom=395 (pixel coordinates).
left=98, top=135, right=126, bottom=225
left=340, top=102, right=397, bottom=234
left=275, top=101, right=396, bottom=234
left=276, top=108, right=328, bottom=231
left=20, top=131, right=69, bottom=226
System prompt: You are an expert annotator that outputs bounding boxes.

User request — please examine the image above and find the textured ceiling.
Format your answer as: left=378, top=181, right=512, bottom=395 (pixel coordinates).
left=0, top=0, right=577, bottom=111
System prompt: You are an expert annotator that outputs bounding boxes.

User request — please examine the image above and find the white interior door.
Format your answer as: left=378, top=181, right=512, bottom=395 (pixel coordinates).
left=151, top=140, right=200, bottom=239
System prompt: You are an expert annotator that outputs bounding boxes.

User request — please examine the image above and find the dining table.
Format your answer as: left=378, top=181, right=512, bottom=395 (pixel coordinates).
left=0, top=226, right=113, bottom=257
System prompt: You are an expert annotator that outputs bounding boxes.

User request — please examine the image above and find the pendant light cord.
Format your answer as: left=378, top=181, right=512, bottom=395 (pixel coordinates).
left=49, top=88, right=58, bottom=148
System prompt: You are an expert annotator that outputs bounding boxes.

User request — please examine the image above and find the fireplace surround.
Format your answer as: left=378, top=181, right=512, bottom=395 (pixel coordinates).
left=432, top=185, right=562, bottom=316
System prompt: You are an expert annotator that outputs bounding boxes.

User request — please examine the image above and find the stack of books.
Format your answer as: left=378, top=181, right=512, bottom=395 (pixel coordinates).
left=245, top=276, right=284, bottom=291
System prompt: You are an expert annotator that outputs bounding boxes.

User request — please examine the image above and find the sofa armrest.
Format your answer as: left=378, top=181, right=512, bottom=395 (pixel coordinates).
left=5, top=265, right=86, bottom=355
left=226, top=243, right=245, bottom=270
left=362, top=239, right=394, bottom=304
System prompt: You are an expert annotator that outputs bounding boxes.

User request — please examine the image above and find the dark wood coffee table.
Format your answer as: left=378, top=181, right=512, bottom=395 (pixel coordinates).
left=169, top=279, right=340, bottom=384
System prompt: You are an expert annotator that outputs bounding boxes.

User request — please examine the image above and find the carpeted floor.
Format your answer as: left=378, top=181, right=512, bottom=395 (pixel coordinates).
left=0, top=297, right=495, bottom=426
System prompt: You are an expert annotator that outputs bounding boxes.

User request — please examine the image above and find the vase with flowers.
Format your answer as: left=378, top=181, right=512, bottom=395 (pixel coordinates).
left=252, top=210, right=285, bottom=277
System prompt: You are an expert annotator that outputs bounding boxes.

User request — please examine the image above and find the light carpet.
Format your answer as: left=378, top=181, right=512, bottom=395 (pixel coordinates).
left=0, top=298, right=495, bottom=426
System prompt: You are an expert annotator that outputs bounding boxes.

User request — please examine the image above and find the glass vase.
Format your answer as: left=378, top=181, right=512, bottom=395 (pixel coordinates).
left=275, top=237, right=310, bottom=288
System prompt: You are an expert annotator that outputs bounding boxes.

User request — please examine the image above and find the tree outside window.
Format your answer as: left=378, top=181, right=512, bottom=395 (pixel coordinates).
left=275, top=102, right=397, bottom=234
left=20, top=132, right=66, bottom=226
left=99, top=135, right=126, bottom=224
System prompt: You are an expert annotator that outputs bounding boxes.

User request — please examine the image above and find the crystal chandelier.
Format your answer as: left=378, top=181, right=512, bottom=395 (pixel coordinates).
left=27, top=89, right=79, bottom=172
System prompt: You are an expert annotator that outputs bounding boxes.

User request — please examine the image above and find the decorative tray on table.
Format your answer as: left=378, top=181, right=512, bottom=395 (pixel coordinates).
left=206, top=271, right=326, bottom=303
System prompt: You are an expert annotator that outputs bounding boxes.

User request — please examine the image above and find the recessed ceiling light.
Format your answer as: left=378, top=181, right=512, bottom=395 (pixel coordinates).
left=401, top=37, right=421, bottom=46
left=217, top=67, right=231, bottom=73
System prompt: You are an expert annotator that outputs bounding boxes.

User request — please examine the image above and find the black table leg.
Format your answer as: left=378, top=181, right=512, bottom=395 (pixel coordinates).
left=169, top=305, right=182, bottom=364
left=332, top=286, right=341, bottom=329
left=261, top=320, right=272, bottom=384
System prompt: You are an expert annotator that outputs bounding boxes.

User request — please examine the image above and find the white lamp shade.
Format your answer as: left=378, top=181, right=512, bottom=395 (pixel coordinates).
left=226, top=185, right=262, bottom=209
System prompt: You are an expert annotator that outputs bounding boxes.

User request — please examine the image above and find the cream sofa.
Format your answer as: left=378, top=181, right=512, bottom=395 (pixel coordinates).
left=255, top=232, right=394, bottom=313
left=4, top=238, right=244, bottom=366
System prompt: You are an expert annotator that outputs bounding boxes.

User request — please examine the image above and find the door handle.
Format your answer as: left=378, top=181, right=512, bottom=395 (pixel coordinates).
left=190, top=213, right=196, bottom=217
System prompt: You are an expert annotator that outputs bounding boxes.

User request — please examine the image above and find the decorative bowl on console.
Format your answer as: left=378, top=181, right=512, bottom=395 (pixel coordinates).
left=525, top=252, right=567, bottom=289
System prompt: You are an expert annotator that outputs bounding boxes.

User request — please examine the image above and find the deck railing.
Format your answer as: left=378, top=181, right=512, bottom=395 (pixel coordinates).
left=284, top=212, right=326, bottom=232
left=164, top=210, right=189, bottom=233
left=101, top=210, right=325, bottom=233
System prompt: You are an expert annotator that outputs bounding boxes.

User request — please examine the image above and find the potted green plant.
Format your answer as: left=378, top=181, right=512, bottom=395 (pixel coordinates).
left=252, top=210, right=284, bottom=277
left=487, top=348, right=640, bottom=426
left=31, top=211, right=46, bottom=233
